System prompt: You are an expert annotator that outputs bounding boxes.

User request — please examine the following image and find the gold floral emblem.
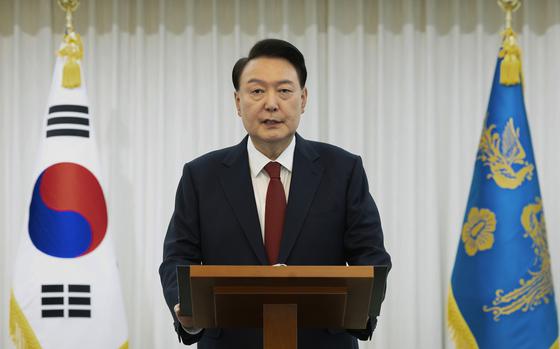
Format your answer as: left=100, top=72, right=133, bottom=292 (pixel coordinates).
left=483, top=198, right=554, bottom=321
left=462, top=207, right=497, bottom=256
left=478, top=118, right=534, bottom=189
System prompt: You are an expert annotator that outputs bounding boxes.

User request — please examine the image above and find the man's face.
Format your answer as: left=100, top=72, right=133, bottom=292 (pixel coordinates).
left=235, top=57, right=307, bottom=151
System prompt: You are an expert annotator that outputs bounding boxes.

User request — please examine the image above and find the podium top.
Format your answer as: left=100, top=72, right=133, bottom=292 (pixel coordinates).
left=189, top=265, right=374, bottom=278
left=178, top=265, right=388, bottom=329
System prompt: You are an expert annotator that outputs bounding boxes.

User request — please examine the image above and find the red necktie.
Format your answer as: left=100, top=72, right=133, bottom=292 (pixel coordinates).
left=264, top=161, right=286, bottom=265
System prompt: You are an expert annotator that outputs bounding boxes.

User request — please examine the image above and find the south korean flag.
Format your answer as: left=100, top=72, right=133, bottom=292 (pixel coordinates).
left=10, top=41, right=129, bottom=349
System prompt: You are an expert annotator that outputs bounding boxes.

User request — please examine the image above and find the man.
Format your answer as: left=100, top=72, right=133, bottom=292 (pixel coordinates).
left=159, top=39, right=391, bottom=349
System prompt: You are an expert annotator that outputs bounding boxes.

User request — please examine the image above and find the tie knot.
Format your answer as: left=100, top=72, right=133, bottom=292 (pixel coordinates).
left=264, top=161, right=281, bottom=179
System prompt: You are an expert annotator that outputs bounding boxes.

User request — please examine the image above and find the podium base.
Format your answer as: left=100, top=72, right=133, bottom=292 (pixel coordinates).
left=264, top=304, right=297, bottom=349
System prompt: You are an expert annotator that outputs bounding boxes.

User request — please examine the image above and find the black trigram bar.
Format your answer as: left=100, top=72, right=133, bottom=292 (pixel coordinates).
left=69, top=297, right=90, bottom=305
left=41, top=297, right=64, bottom=305
left=49, top=105, right=89, bottom=114
left=42, top=309, right=64, bottom=318
left=68, top=284, right=91, bottom=293
left=47, top=117, right=89, bottom=126
left=69, top=309, right=91, bottom=318
left=46, top=129, right=89, bottom=138
left=41, top=284, right=63, bottom=293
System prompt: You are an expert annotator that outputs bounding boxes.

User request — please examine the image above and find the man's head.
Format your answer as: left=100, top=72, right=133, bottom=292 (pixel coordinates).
left=232, top=39, right=307, bottom=91
left=233, top=39, right=308, bottom=158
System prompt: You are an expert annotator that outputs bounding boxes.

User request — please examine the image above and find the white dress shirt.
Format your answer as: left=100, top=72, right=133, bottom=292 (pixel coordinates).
left=247, top=136, right=295, bottom=241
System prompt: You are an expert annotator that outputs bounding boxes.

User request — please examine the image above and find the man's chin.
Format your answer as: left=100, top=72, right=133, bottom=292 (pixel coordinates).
left=251, top=133, right=294, bottom=146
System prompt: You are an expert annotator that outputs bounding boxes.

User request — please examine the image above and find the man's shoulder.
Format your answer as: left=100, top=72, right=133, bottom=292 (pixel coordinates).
left=186, top=144, right=238, bottom=169
left=302, top=138, right=360, bottom=163
left=177, top=142, right=244, bottom=182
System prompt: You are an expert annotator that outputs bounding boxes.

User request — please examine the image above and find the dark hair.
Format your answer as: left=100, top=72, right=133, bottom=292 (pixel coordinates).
left=232, top=39, right=307, bottom=91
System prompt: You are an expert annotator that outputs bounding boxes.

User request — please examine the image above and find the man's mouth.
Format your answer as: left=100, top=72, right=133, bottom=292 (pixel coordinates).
left=263, top=119, right=282, bottom=125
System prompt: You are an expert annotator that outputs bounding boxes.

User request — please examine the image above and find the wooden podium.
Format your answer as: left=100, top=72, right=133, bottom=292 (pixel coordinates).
left=177, top=265, right=388, bottom=349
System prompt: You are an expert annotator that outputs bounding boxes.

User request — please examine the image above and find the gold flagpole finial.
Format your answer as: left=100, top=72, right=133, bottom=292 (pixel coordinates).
left=57, top=0, right=83, bottom=88
left=57, top=0, right=80, bottom=35
left=498, top=0, right=521, bottom=30
left=497, top=0, right=522, bottom=86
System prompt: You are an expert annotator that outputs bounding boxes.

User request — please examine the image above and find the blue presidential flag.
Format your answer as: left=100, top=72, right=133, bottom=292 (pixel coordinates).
left=448, top=29, right=559, bottom=349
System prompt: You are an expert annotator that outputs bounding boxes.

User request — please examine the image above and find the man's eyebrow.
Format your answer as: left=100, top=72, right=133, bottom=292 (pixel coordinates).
left=275, top=80, right=296, bottom=86
left=246, top=79, right=296, bottom=86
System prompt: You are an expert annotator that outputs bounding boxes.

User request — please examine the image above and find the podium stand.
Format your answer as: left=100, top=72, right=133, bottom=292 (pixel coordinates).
left=177, top=265, right=388, bottom=349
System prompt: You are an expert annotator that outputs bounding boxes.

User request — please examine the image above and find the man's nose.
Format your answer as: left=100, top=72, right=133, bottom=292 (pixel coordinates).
left=264, top=92, right=279, bottom=113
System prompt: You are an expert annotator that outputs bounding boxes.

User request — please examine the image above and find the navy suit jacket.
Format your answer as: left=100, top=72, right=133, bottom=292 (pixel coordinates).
left=159, top=134, right=391, bottom=349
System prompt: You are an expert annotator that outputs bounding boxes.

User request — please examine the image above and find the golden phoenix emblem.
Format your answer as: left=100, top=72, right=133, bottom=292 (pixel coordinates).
left=483, top=198, right=554, bottom=321
left=478, top=118, right=534, bottom=189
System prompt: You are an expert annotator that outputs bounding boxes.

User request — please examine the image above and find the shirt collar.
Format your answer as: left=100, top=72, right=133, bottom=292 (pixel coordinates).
left=247, top=135, right=296, bottom=178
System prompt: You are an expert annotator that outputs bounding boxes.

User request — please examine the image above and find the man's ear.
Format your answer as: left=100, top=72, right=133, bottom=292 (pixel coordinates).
left=234, top=91, right=241, bottom=116
left=301, top=87, right=308, bottom=113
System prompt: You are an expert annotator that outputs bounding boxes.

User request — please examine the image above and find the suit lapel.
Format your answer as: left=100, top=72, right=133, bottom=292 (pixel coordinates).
left=219, top=137, right=268, bottom=265
left=278, top=134, right=323, bottom=263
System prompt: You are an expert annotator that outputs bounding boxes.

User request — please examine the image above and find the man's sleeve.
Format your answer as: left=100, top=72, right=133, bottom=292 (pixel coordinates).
left=159, top=164, right=205, bottom=345
left=343, top=156, right=391, bottom=340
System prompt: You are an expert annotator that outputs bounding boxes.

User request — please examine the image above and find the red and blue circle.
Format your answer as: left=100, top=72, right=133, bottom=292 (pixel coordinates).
left=29, top=162, right=107, bottom=258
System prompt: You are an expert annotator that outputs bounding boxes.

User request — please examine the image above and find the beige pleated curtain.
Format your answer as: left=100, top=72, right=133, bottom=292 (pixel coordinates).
left=1, top=1, right=559, bottom=348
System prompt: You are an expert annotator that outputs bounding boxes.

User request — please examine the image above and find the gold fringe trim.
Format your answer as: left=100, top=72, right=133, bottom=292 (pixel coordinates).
left=498, top=28, right=522, bottom=86
left=119, top=340, right=129, bottom=349
left=57, top=31, right=84, bottom=88
left=447, top=285, right=479, bottom=349
left=551, top=338, right=559, bottom=349
left=10, top=289, right=43, bottom=349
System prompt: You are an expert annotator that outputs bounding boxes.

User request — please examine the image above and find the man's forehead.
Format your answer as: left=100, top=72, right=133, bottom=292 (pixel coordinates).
left=241, top=57, right=298, bottom=84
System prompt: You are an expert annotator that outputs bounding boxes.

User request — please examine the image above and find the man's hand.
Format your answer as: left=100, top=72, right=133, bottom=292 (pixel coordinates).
left=174, top=303, right=194, bottom=329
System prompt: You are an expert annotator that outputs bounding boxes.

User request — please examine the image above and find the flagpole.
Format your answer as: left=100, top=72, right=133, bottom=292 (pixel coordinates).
left=498, top=0, right=520, bottom=30
left=57, top=0, right=80, bottom=35
left=56, top=0, right=83, bottom=88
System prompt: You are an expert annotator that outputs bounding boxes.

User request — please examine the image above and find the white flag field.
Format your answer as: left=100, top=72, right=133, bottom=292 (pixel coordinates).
left=9, top=53, right=128, bottom=348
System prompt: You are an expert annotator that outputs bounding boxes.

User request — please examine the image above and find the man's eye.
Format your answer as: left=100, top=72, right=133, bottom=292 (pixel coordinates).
left=251, top=89, right=265, bottom=95
left=279, top=89, right=292, bottom=94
